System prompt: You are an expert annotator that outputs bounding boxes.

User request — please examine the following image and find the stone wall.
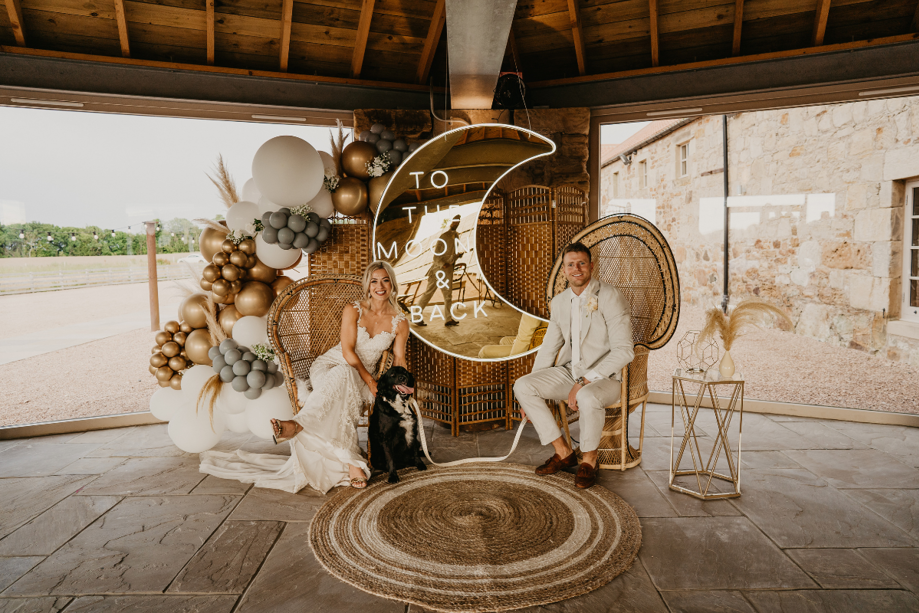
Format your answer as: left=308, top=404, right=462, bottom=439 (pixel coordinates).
left=600, top=98, right=919, bottom=367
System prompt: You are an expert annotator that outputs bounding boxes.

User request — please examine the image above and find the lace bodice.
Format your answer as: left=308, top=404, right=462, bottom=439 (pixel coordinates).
left=353, top=301, right=405, bottom=369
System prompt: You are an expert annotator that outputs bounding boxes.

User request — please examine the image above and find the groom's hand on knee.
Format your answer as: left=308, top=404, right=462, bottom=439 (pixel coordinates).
left=567, top=384, right=581, bottom=411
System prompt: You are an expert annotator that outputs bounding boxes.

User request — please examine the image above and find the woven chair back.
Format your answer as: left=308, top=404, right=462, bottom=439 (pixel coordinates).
left=546, top=214, right=680, bottom=350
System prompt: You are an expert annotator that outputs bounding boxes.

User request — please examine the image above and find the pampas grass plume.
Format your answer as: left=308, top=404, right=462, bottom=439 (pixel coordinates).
left=699, top=299, right=793, bottom=351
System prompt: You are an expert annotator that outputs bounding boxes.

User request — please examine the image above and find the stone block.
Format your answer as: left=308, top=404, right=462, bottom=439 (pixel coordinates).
left=860, top=154, right=884, bottom=182
left=845, top=183, right=868, bottom=210
left=849, top=275, right=891, bottom=312
left=513, top=108, right=589, bottom=135
left=883, top=147, right=919, bottom=181
left=853, top=209, right=895, bottom=242
left=873, top=241, right=902, bottom=278
left=796, top=303, right=834, bottom=341
left=879, top=180, right=905, bottom=208
left=352, top=110, right=431, bottom=138
left=822, top=240, right=869, bottom=270
left=849, top=128, right=875, bottom=157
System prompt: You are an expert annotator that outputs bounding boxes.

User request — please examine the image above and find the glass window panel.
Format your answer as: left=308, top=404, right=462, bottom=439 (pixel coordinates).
left=913, top=218, right=919, bottom=247
left=912, top=279, right=918, bottom=308
left=912, top=248, right=918, bottom=278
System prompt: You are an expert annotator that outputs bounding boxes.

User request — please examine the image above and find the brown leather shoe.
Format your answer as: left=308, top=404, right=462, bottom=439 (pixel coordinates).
left=574, top=462, right=598, bottom=489
left=535, top=451, right=578, bottom=476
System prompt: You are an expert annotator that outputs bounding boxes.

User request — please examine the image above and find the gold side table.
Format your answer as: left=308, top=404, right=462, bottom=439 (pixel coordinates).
left=670, top=368, right=744, bottom=500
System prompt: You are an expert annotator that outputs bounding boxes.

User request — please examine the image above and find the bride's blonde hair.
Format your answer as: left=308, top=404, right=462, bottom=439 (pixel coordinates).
left=362, top=260, right=400, bottom=311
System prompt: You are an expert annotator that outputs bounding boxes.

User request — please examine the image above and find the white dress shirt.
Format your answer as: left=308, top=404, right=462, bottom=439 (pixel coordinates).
left=570, top=281, right=604, bottom=383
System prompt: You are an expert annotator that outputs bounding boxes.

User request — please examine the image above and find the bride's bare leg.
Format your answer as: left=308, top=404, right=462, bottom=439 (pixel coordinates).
left=271, top=419, right=301, bottom=439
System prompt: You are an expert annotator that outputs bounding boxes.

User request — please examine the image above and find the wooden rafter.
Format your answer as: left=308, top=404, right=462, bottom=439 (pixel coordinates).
left=3, top=0, right=25, bottom=46
left=812, top=0, right=831, bottom=46
left=911, top=0, right=919, bottom=31
left=350, top=0, right=375, bottom=78
left=279, top=0, right=293, bottom=72
left=649, top=0, right=659, bottom=67
left=507, top=25, right=521, bottom=72
left=732, top=0, right=744, bottom=56
left=567, top=0, right=587, bottom=75
left=416, top=0, right=445, bottom=84
left=113, top=0, right=130, bottom=57
left=206, top=0, right=215, bottom=65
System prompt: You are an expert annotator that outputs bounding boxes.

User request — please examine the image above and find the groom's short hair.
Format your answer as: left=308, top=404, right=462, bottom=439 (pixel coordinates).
left=562, top=242, right=592, bottom=262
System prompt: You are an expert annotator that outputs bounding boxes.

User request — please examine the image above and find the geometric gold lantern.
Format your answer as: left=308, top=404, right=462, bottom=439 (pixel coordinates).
left=676, top=330, right=719, bottom=373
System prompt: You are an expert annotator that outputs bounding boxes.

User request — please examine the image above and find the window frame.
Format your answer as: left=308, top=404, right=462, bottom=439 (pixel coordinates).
left=678, top=142, right=689, bottom=177
left=639, top=159, right=648, bottom=188
left=612, top=171, right=620, bottom=198
left=904, top=180, right=919, bottom=322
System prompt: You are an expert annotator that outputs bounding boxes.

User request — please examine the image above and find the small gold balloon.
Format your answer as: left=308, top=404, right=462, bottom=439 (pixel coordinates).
left=168, top=356, right=187, bottom=371
left=199, top=223, right=229, bottom=262
left=341, top=141, right=377, bottom=180
left=213, top=292, right=235, bottom=304
left=154, top=331, right=171, bottom=346
left=368, top=172, right=393, bottom=217
left=150, top=352, right=167, bottom=368
left=272, top=275, right=294, bottom=296
left=151, top=345, right=159, bottom=354
left=173, top=331, right=187, bottom=346
left=179, top=294, right=209, bottom=329
left=247, top=257, right=278, bottom=284
left=169, top=374, right=183, bottom=391
left=200, top=279, right=213, bottom=292
left=185, top=328, right=214, bottom=366
left=158, top=379, right=171, bottom=388
left=246, top=255, right=257, bottom=269
left=202, top=264, right=220, bottom=282
left=238, top=238, right=256, bottom=255
left=213, top=251, right=229, bottom=267
left=155, top=366, right=174, bottom=382
left=180, top=322, right=193, bottom=334
left=332, top=176, right=369, bottom=216
left=180, top=349, right=188, bottom=358
left=221, top=263, right=240, bottom=282
left=222, top=239, right=237, bottom=253
left=229, top=279, right=242, bottom=294
left=164, top=320, right=180, bottom=334
left=229, top=250, right=248, bottom=267
left=235, top=281, right=276, bottom=317
left=218, top=304, right=242, bottom=336
left=149, top=364, right=158, bottom=375
left=212, top=278, right=230, bottom=297
left=161, top=341, right=180, bottom=358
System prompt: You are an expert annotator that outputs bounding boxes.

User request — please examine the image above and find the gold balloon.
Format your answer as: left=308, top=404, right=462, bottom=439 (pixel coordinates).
left=168, top=356, right=187, bottom=371
left=200, top=279, right=214, bottom=292
left=212, top=278, right=230, bottom=297
left=238, top=238, right=256, bottom=255
left=332, top=177, right=369, bottom=216
left=180, top=349, right=188, bottom=358
left=341, top=141, right=377, bottom=180
left=202, top=264, right=220, bottom=282
left=222, top=239, right=237, bottom=253
left=154, top=331, right=171, bottom=346
left=180, top=322, right=193, bottom=334
left=185, top=328, right=213, bottom=365
left=199, top=223, right=229, bottom=262
left=368, top=172, right=393, bottom=217
left=247, top=257, right=278, bottom=284
left=229, top=279, right=242, bottom=294
left=149, top=364, right=158, bottom=375
left=218, top=304, right=241, bottom=335
left=213, top=251, right=229, bottom=267
left=221, top=263, right=240, bottom=282
left=158, top=379, right=171, bottom=388
left=169, top=374, right=183, bottom=391
left=150, top=352, right=167, bottom=368
left=213, top=292, right=235, bottom=305
left=272, top=275, right=294, bottom=296
left=173, top=331, right=187, bottom=346
left=235, top=281, right=275, bottom=317
left=155, top=366, right=174, bottom=382
left=180, top=294, right=209, bottom=329
left=229, top=250, right=248, bottom=267
left=246, top=255, right=257, bottom=268
left=151, top=345, right=159, bottom=354
left=161, top=341, right=180, bottom=358
left=164, top=320, right=180, bottom=334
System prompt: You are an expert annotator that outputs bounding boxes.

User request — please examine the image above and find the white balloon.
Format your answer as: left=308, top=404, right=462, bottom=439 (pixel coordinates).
left=225, top=409, right=249, bottom=433
left=181, top=365, right=214, bottom=403
left=242, top=178, right=262, bottom=203
left=258, top=197, right=281, bottom=217
left=307, top=187, right=335, bottom=218
left=232, top=315, right=269, bottom=347
left=252, top=136, right=324, bottom=207
left=168, top=398, right=226, bottom=453
left=219, top=383, right=249, bottom=415
left=318, top=151, right=337, bottom=175
left=226, top=200, right=260, bottom=233
left=255, top=232, right=301, bottom=269
left=150, top=387, right=182, bottom=422
left=245, top=387, right=294, bottom=439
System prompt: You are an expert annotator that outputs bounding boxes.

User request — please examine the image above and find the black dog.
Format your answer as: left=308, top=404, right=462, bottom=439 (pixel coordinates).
left=369, top=366, right=426, bottom=483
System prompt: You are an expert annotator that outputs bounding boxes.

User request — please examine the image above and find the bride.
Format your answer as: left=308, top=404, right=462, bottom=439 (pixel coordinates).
left=199, top=261, right=409, bottom=494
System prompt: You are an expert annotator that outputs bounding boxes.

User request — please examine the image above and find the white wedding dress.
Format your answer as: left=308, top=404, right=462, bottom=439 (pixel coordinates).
left=199, top=302, right=405, bottom=494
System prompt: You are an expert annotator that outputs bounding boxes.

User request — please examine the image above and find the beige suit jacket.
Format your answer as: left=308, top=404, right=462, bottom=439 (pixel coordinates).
left=532, top=280, right=635, bottom=381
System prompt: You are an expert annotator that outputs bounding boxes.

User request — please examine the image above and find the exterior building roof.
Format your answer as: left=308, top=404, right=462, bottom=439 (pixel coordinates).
left=600, top=119, right=696, bottom=168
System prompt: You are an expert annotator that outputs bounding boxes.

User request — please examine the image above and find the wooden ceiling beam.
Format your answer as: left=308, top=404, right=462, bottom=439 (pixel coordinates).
left=507, top=24, right=521, bottom=72
left=911, top=0, right=919, bottom=31
left=649, top=0, right=659, bottom=67
left=732, top=0, right=744, bottom=56
left=206, top=0, right=215, bottom=65
left=279, top=0, right=293, bottom=72
left=812, top=0, right=831, bottom=46
left=113, top=0, right=130, bottom=57
left=567, top=0, right=587, bottom=75
left=350, top=0, right=375, bottom=78
left=4, top=0, right=25, bottom=46
left=416, top=0, right=445, bottom=84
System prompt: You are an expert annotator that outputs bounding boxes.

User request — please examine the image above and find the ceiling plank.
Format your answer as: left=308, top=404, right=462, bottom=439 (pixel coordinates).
left=566, top=0, right=586, bottom=75
left=350, top=0, right=374, bottom=77
left=4, top=0, right=25, bottom=46
left=113, top=0, right=131, bottom=57
left=206, top=0, right=215, bottom=65
left=649, top=0, right=659, bottom=67
left=416, top=0, right=445, bottom=84
left=279, top=0, right=293, bottom=71
left=911, top=0, right=918, bottom=31
left=732, top=0, right=743, bottom=55
left=812, top=0, right=831, bottom=46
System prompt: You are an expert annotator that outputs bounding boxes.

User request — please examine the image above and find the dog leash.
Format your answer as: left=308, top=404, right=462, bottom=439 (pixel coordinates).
left=410, top=398, right=530, bottom=467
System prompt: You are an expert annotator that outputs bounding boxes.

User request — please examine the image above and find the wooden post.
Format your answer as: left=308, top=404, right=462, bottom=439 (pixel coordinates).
left=145, top=221, right=160, bottom=331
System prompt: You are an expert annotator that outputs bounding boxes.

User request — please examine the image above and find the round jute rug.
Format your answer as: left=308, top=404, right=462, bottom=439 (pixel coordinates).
left=308, top=463, right=642, bottom=613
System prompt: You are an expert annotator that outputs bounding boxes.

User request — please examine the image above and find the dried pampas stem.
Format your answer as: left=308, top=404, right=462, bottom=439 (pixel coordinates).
left=194, top=218, right=229, bottom=234
left=699, top=298, right=793, bottom=351
left=204, top=294, right=229, bottom=346
left=330, top=119, right=349, bottom=176
left=206, top=154, right=239, bottom=209
left=196, top=374, right=223, bottom=431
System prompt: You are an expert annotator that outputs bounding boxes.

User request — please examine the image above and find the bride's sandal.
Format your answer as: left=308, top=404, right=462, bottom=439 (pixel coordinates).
left=271, top=419, right=298, bottom=445
left=349, top=477, right=368, bottom=489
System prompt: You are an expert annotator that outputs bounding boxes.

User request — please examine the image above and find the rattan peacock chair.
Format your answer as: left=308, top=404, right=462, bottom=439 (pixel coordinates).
left=546, top=213, right=680, bottom=470
left=267, top=274, right=393, bottom=431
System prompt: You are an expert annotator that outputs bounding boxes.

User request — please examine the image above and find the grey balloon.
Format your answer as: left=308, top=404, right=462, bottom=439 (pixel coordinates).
left=359, top=130, right=372, bottom=142
left=277, top=227, right=295, bottom=245
left=211, top=354, right=227, bottom=372
left=207, top=346, right=221, bottom=360
left=287, top=214, right=306, bottom=232
left=380, top=129, right=395, bottom=141
left=261, top=226, right=279, bottom=244
left=275, top=372, right=285, bottom=386
left=305, top=221, right=319, bottom=238
left=408, top=142, right=420, bottom=152
left=237, top=346, right=251, bottom=354
left=366, top=133, right=379, bottom=144
left=375, top=139, right=393, bottom=153
left=244, top=387, right=262, bottom=399
left=242, top=352, right=256, bottom=362
left=261, top=211, right=273, bottom=225
left=388, top=150, right=403, bottom=166
left=316, top=226, right=330, bottom=243
left=267, top=361, right=279, bottom=374
left=262, top=374, right=276, bottom=390
left=370, top=123, right=385, bottom=134
left=303, top=238, right=320, bottom=254
left=292, top=232, right=310, bottom=249
left=269, top=212, right=288, bottom=230
left=247, top=370, right=267, bottom=389
left=251, top=359, right=267, bottom=372
left=277, top=242, right=293, bottom=251
left=231, top=375, right=250, bottom=392
left=232, top=360, right=251, bottom=376
left=306, top=212, right=320, bottom=224
left=219, top=339, right=238, bottom=353
left=224, top=349, right=241, bottom=365
left=278, top=207, right=291, bottom=216
left=220, top=365, right=235, bottom=382
left=393, top=138, right=408, bottom=152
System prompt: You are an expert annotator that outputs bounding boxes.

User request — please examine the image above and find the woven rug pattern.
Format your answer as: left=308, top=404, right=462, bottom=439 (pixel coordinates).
left=309, top=463, right=642, bottom=613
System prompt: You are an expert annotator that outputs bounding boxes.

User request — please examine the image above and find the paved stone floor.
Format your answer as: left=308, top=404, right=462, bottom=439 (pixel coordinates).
left=1, top=404, right=919, bottom=612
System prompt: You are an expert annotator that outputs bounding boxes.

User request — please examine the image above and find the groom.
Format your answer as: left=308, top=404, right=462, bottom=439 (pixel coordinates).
left=513, top=242, right=634, bottom=489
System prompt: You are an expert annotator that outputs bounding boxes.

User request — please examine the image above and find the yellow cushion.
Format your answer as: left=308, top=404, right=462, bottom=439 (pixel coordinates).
left=510, top=314, right=542, bottom=355
left=477, top=344, right=514, bottom=359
